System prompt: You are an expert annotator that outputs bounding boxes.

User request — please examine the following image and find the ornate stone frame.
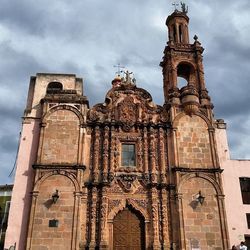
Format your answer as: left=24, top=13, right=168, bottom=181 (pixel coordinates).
left=107, top=198, right=150, bottom=250
left=116, top=134, right=143, bottom=173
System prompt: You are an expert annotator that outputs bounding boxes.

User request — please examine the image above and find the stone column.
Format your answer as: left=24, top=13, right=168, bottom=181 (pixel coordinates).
left=80, top=187, right=88, bottom=249
left=137, top=132, right=143, bottom=172
left=92, top=127, right=100, bottom=182
left=158, top=127, right=166, bottom=183
left=161, top=188, right=170, bottom=249
left=77, top=125, right=84, bottom=165
left=143, top=126, right=149, bottom=174
left=149, top=127, right=157, bottom=183
left=89, top=187, right=98, bottom=249
left=208, top=127, right=218, bottom=167
left=176, top=192, right=185, bottom=249
left=196, top=53, right=205, bottom=90
left=99, top=187, right=109, bottom=249
left=110, top=125, right=115, bottom=175
left=151, top=187, right=160, bottom=249
left=102, top=126, right=109, bottom=182
left=175, top=23, right=179, bottom=43
left=36, top=122, right=46, bottom=163
left=172, top=67, right=178, bottom=89
left=72, top=191, right=82, bottom=249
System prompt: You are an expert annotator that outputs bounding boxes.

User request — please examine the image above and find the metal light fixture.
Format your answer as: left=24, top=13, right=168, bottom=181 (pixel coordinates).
left=196, top=190, right=205, bottom=205
left=52, top=189, right=59, bottom=203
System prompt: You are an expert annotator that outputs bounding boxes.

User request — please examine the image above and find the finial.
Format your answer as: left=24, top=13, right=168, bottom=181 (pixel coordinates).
left=172, top=2, right=179, bottom=11
left=113, top=63, right=125, bottom=77
left=180, top=2, right=188, bottom=14
left=193, top=35, right=198, bottom=41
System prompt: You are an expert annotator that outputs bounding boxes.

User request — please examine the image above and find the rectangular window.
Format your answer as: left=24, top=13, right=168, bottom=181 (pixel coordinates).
left=240, top=177, right=250, bottom=204
left=122, top=144, right=136, bottom=167
left=247, top=214, right=250, bottom=229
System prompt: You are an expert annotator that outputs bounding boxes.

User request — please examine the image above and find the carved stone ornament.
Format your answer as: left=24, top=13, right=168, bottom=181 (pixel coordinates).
left=109, top=181, right=124, bottom=194
left=200, top=89, right=211, bottom=100
left=108, top=199, right=121, bottom=214
left=168, top=87, right=180, bottom=98
left=127, top=198, right=148, bottom=211
left=117, top=174, right=137, bottom=192
left=118, top=96, right=137, bottom=131
left=87, top=79, right=164, bottom=127
left=88, top=110, right=100, bottom=122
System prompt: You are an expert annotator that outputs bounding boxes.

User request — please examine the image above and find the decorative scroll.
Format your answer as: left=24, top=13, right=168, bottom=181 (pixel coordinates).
left=109, top=182, right=124, bottom=194
left=108, top=199, right=121, bottom=214
left=132, top=199, right=148, bottom=210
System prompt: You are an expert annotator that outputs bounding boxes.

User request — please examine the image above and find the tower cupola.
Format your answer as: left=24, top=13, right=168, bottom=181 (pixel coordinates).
left=166, top=8, right=189, bottom=44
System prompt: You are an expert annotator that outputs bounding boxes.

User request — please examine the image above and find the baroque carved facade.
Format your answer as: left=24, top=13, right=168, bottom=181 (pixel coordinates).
left=5, top=8, right=230, bottom=250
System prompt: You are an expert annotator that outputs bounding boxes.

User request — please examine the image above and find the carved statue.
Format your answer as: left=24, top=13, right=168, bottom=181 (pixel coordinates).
left=121, top=70, right=136, bottom=85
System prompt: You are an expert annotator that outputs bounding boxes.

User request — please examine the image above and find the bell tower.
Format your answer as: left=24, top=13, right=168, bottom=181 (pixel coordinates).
left=161, top=5, right=212, bottom=117
left=161, top=5, right=230, bottom=249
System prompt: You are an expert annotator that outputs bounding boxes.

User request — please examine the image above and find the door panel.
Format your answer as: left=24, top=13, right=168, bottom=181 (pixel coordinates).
left=113, top=207, right=145, bottom=250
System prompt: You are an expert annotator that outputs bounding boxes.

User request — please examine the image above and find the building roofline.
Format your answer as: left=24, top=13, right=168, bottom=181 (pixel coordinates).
left=0, top=184, right=14, bottom=190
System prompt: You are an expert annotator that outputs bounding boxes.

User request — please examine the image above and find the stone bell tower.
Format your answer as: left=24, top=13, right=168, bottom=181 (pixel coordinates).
left=160, top=5, right=230, bottom=249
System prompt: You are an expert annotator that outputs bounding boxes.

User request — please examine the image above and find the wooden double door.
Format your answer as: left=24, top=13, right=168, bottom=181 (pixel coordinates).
left=113, top=207, right=145, bottom=250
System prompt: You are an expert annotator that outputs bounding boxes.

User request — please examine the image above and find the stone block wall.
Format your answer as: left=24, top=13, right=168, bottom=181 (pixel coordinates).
left=176, top=115, right=212, bottom=168
left=41, top=109, right=80, bottom=164
left=180, top=177, right=222, bottom=249
left=29, top=174, right=75, bottom=250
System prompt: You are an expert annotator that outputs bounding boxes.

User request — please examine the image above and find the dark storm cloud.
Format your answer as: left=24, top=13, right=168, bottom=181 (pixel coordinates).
left=0, top=0, right=250, bottom=183
left=0, top=135, right=19, bottom=153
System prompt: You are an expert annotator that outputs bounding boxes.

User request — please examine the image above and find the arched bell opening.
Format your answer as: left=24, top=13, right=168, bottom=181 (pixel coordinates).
left=177, top=76, right=188, bottom=89
left=177, top=62, right=196, bottom=89
left=179, top=24, right=183, bottom=43
left=47, top=81, right=63, bottom=93
left=113, top=205, right=145, bottom=250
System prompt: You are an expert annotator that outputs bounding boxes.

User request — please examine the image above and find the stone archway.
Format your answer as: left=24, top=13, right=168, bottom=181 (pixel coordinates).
left=113, top=206, right=145, bottom=250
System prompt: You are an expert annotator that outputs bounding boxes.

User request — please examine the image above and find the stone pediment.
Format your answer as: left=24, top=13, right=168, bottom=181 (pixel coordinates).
left=88, top=83, right=168, bottom=127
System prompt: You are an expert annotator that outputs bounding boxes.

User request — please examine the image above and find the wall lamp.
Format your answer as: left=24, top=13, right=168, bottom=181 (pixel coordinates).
left=52, top=189, right=59, bottom=203
left=196, top=191, right=205, bottom=205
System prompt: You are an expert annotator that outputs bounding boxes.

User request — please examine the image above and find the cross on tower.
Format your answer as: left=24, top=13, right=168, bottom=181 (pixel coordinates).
left=113, top=63, right=125, bottom=76
left=172, top=2, right=179, bottom=11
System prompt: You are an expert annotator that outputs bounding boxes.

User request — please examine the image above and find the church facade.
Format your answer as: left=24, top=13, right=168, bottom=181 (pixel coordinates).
left=5, top=8, right=230, bottom=250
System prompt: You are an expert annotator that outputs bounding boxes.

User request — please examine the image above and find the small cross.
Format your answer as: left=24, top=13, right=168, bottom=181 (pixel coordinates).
left=172, top=2, right=179, bottom=11
left=113, top=63, right=125, bottom=76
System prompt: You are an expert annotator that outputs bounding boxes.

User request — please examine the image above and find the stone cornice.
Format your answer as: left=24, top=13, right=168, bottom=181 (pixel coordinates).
left=33, top=163, right=86, bottom=170
left=171, top=167, right=223, bottom=173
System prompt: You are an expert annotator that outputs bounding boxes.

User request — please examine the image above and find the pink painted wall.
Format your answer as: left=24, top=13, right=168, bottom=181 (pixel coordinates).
left=216, top=127, right=250, bottom=246
left=4, top=120, right=40, bottom=250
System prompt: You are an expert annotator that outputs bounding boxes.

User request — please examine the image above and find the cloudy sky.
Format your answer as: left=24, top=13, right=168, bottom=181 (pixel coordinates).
left=0, top=0, right=250, bottom=184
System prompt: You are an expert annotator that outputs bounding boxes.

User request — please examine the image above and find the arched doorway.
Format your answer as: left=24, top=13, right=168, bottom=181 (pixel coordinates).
left=113, top=206, right=145, bottom=250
